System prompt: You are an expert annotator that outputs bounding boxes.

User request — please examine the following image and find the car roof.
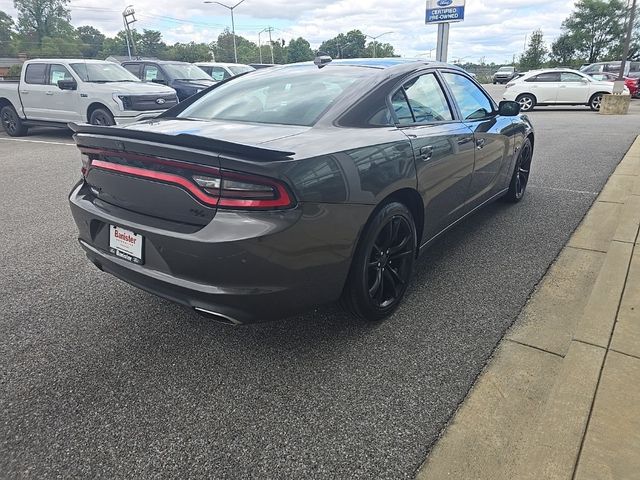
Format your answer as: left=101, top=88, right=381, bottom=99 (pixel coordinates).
left=196, top=62, right=249, bottom=67
left=28, top=59, right=115, bottom=64
left=278, top=58, right=458, bottom=75
left=122, top=60, right=192, bottom=65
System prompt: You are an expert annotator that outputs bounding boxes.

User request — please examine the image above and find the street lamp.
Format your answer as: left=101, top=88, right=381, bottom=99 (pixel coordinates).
left=364, top=31, right=393, bottom=58
left=203, top=0, right=246, bottom=63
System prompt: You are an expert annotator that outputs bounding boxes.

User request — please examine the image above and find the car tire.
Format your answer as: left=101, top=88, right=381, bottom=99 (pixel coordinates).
left=89, top=108, right=115, bottom=126
left=589, top=92, right=606, bottom=111
left=0, top=105, right=28, bottom=137
left=503, top=137, right=533, bottom=203
left=341, top=201, right=417, bottom=322
left=516, top=93, right=536, bottom=112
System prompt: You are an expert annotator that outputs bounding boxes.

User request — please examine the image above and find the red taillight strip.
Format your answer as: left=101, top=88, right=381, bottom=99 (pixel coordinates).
left=91, top=159, right=220, bottom=207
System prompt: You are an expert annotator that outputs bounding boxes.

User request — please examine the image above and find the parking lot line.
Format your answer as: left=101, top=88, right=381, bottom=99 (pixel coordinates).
left=0, top=137, right=75, bottom=146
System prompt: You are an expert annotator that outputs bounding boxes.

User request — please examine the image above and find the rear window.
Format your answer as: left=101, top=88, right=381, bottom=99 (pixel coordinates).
left=25, top=63, right=47, bottom=84
left=178, top=66, right=369, bottom=126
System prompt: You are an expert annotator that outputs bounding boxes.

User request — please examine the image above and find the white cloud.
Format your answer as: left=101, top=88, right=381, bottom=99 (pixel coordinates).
left=0, top=0, right=577, bottom=62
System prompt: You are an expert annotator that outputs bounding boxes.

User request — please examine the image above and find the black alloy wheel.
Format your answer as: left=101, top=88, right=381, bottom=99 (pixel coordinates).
left=89, top=108, right=115, bottom=126
left=1, top=105, right=28, bottom=137
left=504, top=138, right=533, bottom=202
left=342, top=202, right=416, bottom=321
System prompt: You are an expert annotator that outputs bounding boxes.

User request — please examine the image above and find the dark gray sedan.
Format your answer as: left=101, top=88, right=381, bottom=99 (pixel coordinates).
left=69, top=58, right=534, bottom=324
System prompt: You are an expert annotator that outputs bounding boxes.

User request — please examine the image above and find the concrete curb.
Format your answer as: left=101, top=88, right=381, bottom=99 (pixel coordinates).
left=416, top=136, right=640, bottom=480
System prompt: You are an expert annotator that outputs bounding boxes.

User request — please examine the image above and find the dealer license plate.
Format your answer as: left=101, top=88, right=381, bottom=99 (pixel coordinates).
left=109, top=225, right=144, bottom=265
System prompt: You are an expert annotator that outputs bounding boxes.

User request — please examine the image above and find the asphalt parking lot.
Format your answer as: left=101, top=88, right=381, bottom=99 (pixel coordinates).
left=2, top=92, right=640, bottom=479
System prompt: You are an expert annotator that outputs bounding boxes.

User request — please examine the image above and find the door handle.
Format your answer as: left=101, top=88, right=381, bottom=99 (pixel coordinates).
left=46, top=91, right=54, bottom=95
left=419, top=145, right=433, bottom=161
left=476, top=138, right=486, bottom=149
left=20, top=90, right=28, bottom=94
left=457, top=136, right=473, bottom=145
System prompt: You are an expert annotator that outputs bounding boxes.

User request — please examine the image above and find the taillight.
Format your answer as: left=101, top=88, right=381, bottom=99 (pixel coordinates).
left=80, top=148, right=295, bottom=210
left=192, top=169, right=294, bottom=208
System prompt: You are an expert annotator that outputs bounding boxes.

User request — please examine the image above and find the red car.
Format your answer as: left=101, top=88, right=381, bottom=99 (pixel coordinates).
left=588, top=72, right=639, bottom=97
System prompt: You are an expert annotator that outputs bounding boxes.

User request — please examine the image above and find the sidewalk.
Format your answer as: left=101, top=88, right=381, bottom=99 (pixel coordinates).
left=417, top=136, right=640, bottom=480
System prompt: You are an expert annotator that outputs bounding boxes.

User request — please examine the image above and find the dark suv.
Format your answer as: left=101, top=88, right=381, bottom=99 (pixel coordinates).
left=121, top=60, right=216, bottom=101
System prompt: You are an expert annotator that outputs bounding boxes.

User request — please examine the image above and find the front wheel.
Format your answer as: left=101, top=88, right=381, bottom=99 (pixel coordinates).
left=516, top=94, right=536, bottom=112
left=341, top=202, right=417, bottom=322
left=589, top=92, right=605, bottom=111
left=89, top=108, right=115, bottom=126
left=1, top=105, right=28, bottom=137
left=503, top=138, right=533, bottom=203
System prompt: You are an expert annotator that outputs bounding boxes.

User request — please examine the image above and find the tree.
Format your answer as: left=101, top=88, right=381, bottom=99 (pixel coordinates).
left=138, top=29, right=166, bottom=58
left=13, top=0, right=72, bottom=47
left=212, top=29, right=259, bottom=63
left=0, top=10, right=15, bottom=56
left=166, top=42, right=212, bottom=62
left=549, top=33, right=579, bottom=66
left=364, top=41, right=396, bottom=58
left=287, top=37, right=313, bottom=63
left=76, top=25, right=104, bottom=58
left=519, top=29, right=547, bottom=70
left=319, top=30, right=367, bottom=58
left=560, top=0, right=627, bottom=63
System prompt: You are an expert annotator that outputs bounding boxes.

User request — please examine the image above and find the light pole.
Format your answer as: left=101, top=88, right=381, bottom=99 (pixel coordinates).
left=364, top=31, right=393, bottom=58
left=203, top=0, right=246, bottom=63
left=619, top=0, right=637, bottom=84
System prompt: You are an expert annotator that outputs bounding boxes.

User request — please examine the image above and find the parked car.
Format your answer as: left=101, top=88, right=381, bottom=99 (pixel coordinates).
left=195, top=62, right=255, bottom=81
left=580, top=60, right=640, bottom=78
left=121, top=60, right=215, bottom=101
left=68, top=58, right=533, bottom=324
left=0, top=59, right=178, bottom=136
left=503, top=68, right=627, bottom=111
left=492, top=66, right=517, bottom=84
left=587, top=72, right=639, bottom=97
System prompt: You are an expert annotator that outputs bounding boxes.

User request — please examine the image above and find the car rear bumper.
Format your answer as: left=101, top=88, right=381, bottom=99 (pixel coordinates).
left=69, top=182, right=372, bottom=323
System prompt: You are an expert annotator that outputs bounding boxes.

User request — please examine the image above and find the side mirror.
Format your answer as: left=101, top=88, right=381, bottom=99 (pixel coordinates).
left=498, top=100, right=520, bottom=116
left=57, top=79, right=77, bottom=90
left=151, top=78, right=167, bottom=85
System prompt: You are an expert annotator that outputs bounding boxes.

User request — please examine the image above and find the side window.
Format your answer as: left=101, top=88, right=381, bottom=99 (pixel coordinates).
left=49, top=64, right=74, bottom=85
left=402, top=73, right=453, bottom=122
left=526, top=72, right=561, bottom=82
left=210, top=67, right=226, bottom=81
left=123, top=63, right=141, bottom=78
left=603, top=63, right=619, bottom=73
left=442, top=72, right=493, bottom=120
left=24, top=63, right=47, bottom=85
left=561, top=72, right=584, bottom=82
left=144, top=64, right=162, bottom=81
left=391, top=89, right=414, bottom=125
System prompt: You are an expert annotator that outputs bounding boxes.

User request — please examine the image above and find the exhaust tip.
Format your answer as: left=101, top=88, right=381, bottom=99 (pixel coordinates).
left=194, top=307, right=242, bottom=325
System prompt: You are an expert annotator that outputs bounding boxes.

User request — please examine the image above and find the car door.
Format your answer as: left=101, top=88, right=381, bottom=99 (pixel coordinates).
left=523, top=71, right=561, bottom=104
left=143, top=64, right=166, bottom=84
left=20, top=63, right=50, bottom=120
left=441, top=71, right=514, bottom=207
left=558, top=71, right=590, bottom=103
left=392, top=71, right=476, bottom=240
left=46, top=64, right=82, bottom=122
left=210, top=66, right=229, bottom=81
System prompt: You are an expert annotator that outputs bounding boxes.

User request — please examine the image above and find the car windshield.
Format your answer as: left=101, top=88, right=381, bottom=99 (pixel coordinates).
left=178, top=66, right=369, bottom=126
left=162, top=64, right=211, bottom=80
left=70, top=63, right=140, bottom=82
left=229, top=65, right=255, bottom=75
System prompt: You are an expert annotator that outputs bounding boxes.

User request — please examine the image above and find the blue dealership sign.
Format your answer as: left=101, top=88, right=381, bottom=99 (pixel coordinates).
left=426, top=0, right=465, bottom=24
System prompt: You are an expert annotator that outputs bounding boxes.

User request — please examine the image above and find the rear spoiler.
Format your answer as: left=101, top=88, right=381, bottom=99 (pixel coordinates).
left=68, top=122, right=295, bottom=161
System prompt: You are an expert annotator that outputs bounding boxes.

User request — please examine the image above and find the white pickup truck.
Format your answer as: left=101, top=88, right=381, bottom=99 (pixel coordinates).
left=0, top=59, right=179, bottom=136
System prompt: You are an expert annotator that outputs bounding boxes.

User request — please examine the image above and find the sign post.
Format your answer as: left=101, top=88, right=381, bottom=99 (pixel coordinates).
left=425, top=0, right=465, bottom=63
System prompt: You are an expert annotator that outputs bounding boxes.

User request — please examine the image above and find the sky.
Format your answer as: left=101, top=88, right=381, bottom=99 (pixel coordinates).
left=0, top=0, right=577, bottom=63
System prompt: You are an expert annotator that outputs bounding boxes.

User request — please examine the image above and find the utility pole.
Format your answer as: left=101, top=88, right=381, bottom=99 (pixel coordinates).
left=364, top=31, right=393, bottom=58
left=203, top=0, right=246, bottom=63
left=619, top=0, right=637, bottom=86
left=122, top=5, right=138, bottom=59
left=267, top=26, right=274, bottom=63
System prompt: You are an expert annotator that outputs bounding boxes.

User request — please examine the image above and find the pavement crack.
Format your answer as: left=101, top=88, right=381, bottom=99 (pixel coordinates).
left=505, top=338, right=565, bottom=358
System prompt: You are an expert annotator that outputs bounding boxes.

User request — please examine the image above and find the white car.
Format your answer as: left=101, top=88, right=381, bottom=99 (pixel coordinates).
left=502, top=68, right=628, bottom=112
left=0, top=59, right=178, bottom=136
left=194, top=62, right=255, bottom=81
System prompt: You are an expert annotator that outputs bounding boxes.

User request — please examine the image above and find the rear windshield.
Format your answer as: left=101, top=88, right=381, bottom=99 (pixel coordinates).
left=178, top=66, right=369, bottom=126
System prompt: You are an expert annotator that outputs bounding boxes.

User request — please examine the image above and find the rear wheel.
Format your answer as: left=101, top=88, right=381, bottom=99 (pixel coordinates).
left=1, top=105, right=28, bottom=137
left=89, top=108, right=115, bottom=126
left=589, top=92, right=606, bottom=111
left=516, top=94, right=535, bottom=112
left=341, top=201, right=417, bottom=322
left=503, top=138, right=533, bottom=203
